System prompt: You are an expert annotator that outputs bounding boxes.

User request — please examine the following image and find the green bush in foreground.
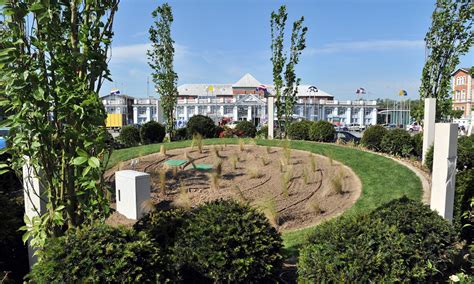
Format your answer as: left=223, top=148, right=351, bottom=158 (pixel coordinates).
left=361, top=125, right=388, bottom=151
left=118, top=125, right=140, bottom=147
left=287, top=120, right=313, bottom=140
left=235, top=120, right=257, bottom=137
left=380, top=128, right=413, bottom=157
left=298, top=197, right=460, bottom=282
left=186, top=115, right=216, bottom=138
left=140, top=121, right=166, bottom=144
left=308, top=120, right=335, bottom=142
left=175, top=200, right=283, bottom=283
left=29, top=224, right=163, bottom=283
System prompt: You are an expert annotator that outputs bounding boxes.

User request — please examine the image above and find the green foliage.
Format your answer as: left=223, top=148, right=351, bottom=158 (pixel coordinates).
left=380, top=128, right=413, bottom=157
left=308, top=120, right=335, bottom=142
left=0, top=193, right=29, bottom=281
left=186, top=115, right=216, bottom=138
left=175, top=200, right=283, bottom=282
left=411, top=132, right=423, bottom=158
left=256, top=125, right=269, bottom=139
left=270, top=5, right=307, bottom=137
left=173, top=127, right=188, bottom=141
left=454, top=169, right=474, bottom=242
left=287, top=120, right=313, bottom=140
left=140, top=121, right=166, bottom=144
left=298, top=197, right=460, bottom=282
left=29, top=224, right=163, bottom=283
left=361, top=125, right=388, bottom=151
left=425, top=144, right=434, bottom=171
left=148, top=3, right=178, bottom=134
left=417, top=0, right=473, bottom=121
left=235, top=120, right=257, bottom=138
left=457, top=135, right=474, bottom=171
left=119, top=125, right=140, bottom=147
left=0, top=0, right=119, bottom=249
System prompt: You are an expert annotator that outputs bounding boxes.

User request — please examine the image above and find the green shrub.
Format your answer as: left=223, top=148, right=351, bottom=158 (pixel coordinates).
left=457, top=135, right=474, bottom=171
left=235, top=120, right=257, bottom=138
left=287, top=120, right=313, bottom=140
left=256, top=125, right=269, bottom=139
left=186, top=115, right=216, bottom=138
left=454, top=169, right=474, bottom=242
left=173, top=127, right=188, bottom=141
left=298, top=197, right=460, bottom=282
left=425, top=144, right=434, bottom=171
left=139, top=121, right=165, bottom=144
left=308, top=120, right=335, bottom=142
left=118, top=125, right=140, bottom=147
left=361, top=125, right=387, bottom=151
left=380, top=128, right=413, bottom=157
left=29, top=224, right=164, bottom=283
left=175, top=200, right=283, bottom=282
left=412, top=132, right=423, bottom=158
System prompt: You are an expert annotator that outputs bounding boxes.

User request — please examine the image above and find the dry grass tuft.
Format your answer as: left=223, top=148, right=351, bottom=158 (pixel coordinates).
left=261, top=197, right=279, bottom=228
left=160, top=145, right=166, bottom=155
left=248, top=166, right=263, bottom=179
left=306, top=200, right=322, bottom=214
left=158, top=168, right=167, bottom=195
left=302, top=168, right=309, bottom=185
left=239, top=138, right=245, bottom=152
left=173, top=182, right=192, bottom=209
left=310, top=154, right=318, bottom=173
left=266, top=146, right=272, bottom=154
left=260, top=155, right=270, bottom=166
left=210, top=172, right=220, bottom=190
left=192, top=134, right=203, bottom=153
left=331, top=171, right=344, bottom=195
left=230, top=154, right=238, bottom=170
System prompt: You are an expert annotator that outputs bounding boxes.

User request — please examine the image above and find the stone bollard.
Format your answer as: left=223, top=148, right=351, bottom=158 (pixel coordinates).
left=430, top=123, right=458, bottom=222
left=115, top=170, right=151, bottom=220
left=422, top=98, right=436, bottom=165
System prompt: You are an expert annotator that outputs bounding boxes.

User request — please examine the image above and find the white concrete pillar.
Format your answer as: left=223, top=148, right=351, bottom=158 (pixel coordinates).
left=247, top=106, right=252, bottom=121
left=115, top=170, right=151, bottom=220
left=430, top=123, right=458, bottom=222
left=145, top=107, right=151, bottom=122
left=133, top=107, right=138, bottom=124
left=300, top=106, right=305, bottom=118
left=422, top=98, right=436, bottom=164
left=220, top=105, right=224, bottom=116
left=23, top=161, right=47, bottom=269
left=345, top=107, right=352, bottom=124
left=268, top=97, right=274, bottom=139
left=233, top=106, right=238, bottom=122
left=359, top=107, right=364, bottom=126
left=371, top=108, right=377, bottom=125
left=194, top=105, right=198, bottom=115
left=184, top=106, right=188, bottom=121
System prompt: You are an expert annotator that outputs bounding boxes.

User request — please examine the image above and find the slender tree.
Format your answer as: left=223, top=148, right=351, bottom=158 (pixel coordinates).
left=418, top=0, right=473, bottom=122
left=148, top=3, right=178, bottom=137
left=270, top=5, right=307, bottom=138
left=0, top=0, right=119, bottom=251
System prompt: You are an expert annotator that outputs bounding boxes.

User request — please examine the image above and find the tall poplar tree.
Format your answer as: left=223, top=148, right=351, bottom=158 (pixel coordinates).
left=0, top=0, right=120, bottom=249
left=418, top=0, right=473, bottom=122
left=270, top=5, right=307, bottom=137
left=148, top=3, right=178, bottom=136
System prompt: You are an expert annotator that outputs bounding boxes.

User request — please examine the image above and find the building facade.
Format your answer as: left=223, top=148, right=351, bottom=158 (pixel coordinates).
left=103, top=73, right=378, bottom=128
left=452, top=68, right=473, bottom=127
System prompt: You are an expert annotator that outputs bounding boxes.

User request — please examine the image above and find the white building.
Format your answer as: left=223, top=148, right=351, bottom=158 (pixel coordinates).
left=102, top=73, right=378, bottom=127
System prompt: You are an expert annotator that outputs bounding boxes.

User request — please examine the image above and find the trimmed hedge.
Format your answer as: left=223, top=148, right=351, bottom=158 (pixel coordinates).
left=361, top=125, right=387, bottom=151
left=256, top=125, right=269, bottom=139
left=298, top=197, right=460, bottom=282
left=457, top=135, right=474, bottom=171
left=412, top=132, right=423, bottom=158
left=140, top=121, right=165, bottom=144
left=118, top=125, right=140, bottom=147
left=173, top=127, right=188, bottom=141
left=186, top=115, right=216, bottom=138
left=454, top=169, right=474, bottom=242
left=29, top=225, right=164, bottom=283
left=235, top=120, right=257, bottom=138
left=308, top=120, right=335, bottom=142
left=380, top=128, right=413, bottom=157
left=287, top=120, right=313, bottom=141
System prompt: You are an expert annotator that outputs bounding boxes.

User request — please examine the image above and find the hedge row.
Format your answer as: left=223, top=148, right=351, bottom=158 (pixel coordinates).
left=118, top=121, right=166, bottom=147
left=30, top=200, right=283, bottom=283
left=286, top=120, right=335, bottom=142
left=361, top=126, right=422, bottom=157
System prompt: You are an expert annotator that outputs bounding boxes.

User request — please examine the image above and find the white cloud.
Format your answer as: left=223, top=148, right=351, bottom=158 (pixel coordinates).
left=108, top=42, right=190, bottom=64
left=305, top=39, right=425, bottom=55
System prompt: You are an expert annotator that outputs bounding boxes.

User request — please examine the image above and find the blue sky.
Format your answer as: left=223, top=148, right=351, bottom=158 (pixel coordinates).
left=102, top=0, right=473, bottom=100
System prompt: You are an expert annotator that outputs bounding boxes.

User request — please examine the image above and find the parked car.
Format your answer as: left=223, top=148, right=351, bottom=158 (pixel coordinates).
left=347, top=123, right=365, bottom=132
left=334, top=125, right=349, bottom=131
left=334, top=131, right=361, bottom=144
left=406, top=122, right=422, bottom=132
left=383, top=124, right=397, bottom=130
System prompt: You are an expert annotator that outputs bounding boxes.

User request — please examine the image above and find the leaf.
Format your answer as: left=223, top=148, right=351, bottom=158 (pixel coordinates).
left=77, top=149, right=89, bottom=157
left=29, top=2, right=44, bottom=11
left=88, top=157, right=100, bottom=168
left=72, top=156, right=88, bottom=166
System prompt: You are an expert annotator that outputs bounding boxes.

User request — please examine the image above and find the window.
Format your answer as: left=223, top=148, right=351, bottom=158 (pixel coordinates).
left=461, top=90, right=466, bottom=101
left=338, top=107, right=346, bottom=115
left=455, top=90, right=460, bottom=101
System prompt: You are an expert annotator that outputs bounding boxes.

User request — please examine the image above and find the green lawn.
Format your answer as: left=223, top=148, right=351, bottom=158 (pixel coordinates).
left=107, top=138, right=422, bottom=257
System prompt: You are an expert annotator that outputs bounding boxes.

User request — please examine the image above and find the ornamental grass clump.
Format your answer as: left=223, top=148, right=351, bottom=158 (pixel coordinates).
left=239, top=138, right=245, bottom=152
left=248, top=166, right=263, bottom=179
left=309, top=153, right=318, bottom=173
left=192, top=133, right=203, bottom=153
left=331, top=171, right=344, bottom=195
left=230, top=154, right=238, bottom=170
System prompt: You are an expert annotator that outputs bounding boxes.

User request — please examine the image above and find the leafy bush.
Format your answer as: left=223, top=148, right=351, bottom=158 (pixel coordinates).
left=29, top=224, right=164, bottom=283
left=287, top=120, right=313, bottom=140
left=457, top=135, right=474, bottom=171
left=186, top=115, right=216, bottom=138
left=454, top=169, right=474, bottom=242
left=361, top=125, right=387, bottom=151
left=0, top=193, right=29, bottom=282
left=175, top=200, right=283, bottom=282
left=308, top=120, right=335, bottom=142
left=140, top=121, right=166, bottom=144
left=235, top=120, right=257, bottom=138
left=298, top=197, right=460, bottom=282
left=118, top=125, right=140, bottom=147
left=380, top=128, right=413, bottom=157
left=256, top=125, right=269, bottom=139
left=425, top=144, right=434, bottom=171
left=412, top=132, right=423, bottom=158
left=173, top=127, right=188, bottom=141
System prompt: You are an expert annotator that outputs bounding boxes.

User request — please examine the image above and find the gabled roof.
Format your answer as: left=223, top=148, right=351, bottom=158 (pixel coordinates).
left=233, top=73, right=261, bottom=88
left=452, top=67, right=472, bottom=76
left=100, top=93, right=135, bottom=100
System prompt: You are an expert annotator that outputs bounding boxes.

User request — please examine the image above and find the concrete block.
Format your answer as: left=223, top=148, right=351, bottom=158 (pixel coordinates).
left=115, top=170, right=151, bottom=220
left=422, top=98, right=436, bottom=164
left=268, top=97, right=274, bottom=139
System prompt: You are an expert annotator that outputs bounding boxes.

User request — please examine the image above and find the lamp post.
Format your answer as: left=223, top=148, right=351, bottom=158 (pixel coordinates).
left=308, top=85, right=318, bottom=121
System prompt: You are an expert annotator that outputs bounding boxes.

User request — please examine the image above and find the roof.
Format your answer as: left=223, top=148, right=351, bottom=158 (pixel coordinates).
left=100, top=93, right=135, bottom=100
left=178, top=84, right=233, bottom=96
left=265, top=85, right=334, bottom=98
left=233, top=73, right=261, bottom=88
left=452, top=67, right=472, bottom=76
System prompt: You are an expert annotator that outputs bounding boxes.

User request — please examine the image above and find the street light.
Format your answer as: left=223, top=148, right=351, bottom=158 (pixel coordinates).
left=308, top=85, right=318, bottom=121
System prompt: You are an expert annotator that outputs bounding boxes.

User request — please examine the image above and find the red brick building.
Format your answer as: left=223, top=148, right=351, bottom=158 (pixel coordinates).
left=452, top=68, right=473, bottom=126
